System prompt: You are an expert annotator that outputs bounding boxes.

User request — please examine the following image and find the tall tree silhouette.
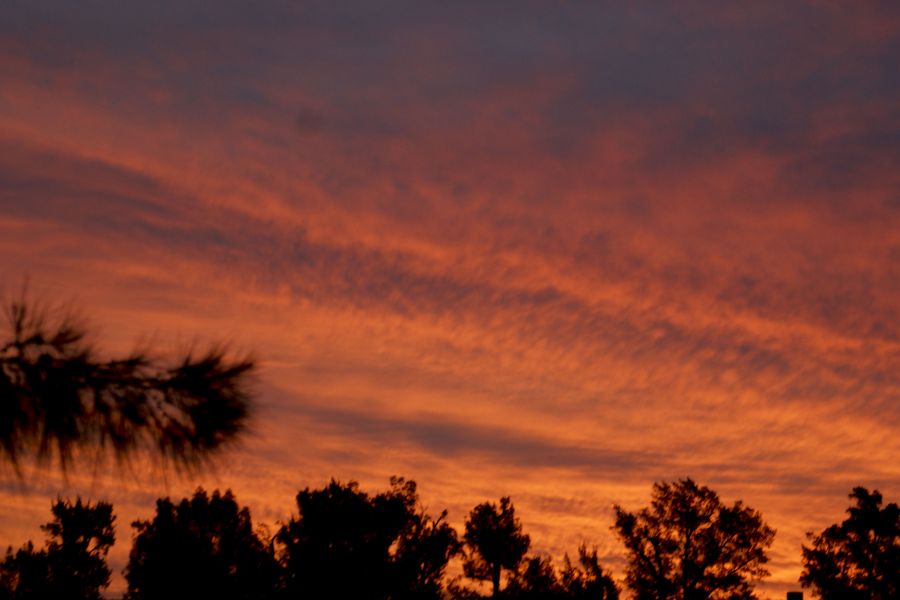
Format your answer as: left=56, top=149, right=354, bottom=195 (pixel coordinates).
left=463, top=497, right=531, bottom=597
left=125, top=488, right=278, bottom=600
left=0, top=299, right=255, bottom=472
left=0, top=498, right=115, bottom=600
left=801, top=487, right=900, bottom=599
left=613, top=478, right=774, bottom=600
left=276, top=477, right=459, bottom=599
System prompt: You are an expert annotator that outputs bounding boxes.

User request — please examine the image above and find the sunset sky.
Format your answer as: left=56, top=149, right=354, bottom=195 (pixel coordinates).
left=1, top=1, right=899, bottom=597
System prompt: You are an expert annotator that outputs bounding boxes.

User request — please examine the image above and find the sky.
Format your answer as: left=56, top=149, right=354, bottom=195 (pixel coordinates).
left=1, top=1, right=899, bottom=597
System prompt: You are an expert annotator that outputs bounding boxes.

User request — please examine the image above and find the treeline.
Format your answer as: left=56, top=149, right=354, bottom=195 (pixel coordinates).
left=1, top=478, right=898, bottom=599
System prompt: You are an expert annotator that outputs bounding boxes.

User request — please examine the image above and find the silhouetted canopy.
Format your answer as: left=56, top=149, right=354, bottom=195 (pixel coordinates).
left=614, top=478, right=774, bottom=600
left=463, top=496, right=531, bottom=597
left=505, top=555, right=560, bottom=599
left=125, top=488, right=278, bottom=600
left=801, top=487, right=900, bottom=600
left=0, top=497, right=115, bottom=600
left=276, top=477, right=459, bottom=600
left=558, top=546, right=620, bottom=600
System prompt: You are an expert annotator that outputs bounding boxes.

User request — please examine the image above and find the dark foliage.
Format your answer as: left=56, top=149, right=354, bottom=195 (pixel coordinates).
left=0, top=543, right=50, bottom=600
left=558, top=546, right=619, bottom=600
left=497, top=546, right=620, bottom=600
left=801, top=487, right=900, bottom=600
left=125, top=488, right=278, bottom=600
left=505, top=555, right=560, bottom=599
left=463, top=497, right=531, bottom=597
left=457, top=544, right=618, bottom=600
left=0, top=498, right=115, bottom=600
left=392, top=501, right=462, bottom=598
left=276, top=477, right=459, bottom=599
left=613, top=478, right=774, bottom=600
left=0, top=300, right=255, bottom=472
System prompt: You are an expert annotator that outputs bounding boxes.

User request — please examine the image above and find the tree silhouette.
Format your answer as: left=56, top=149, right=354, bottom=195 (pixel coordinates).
left=463, top=497, right=531, bottom=597
left=613, top=478, right=774, bottom=600
left=125, top=488, right=278, bottom=600
left=499, top=546, right=618, bottom=600
left=505, top=555, right=560, bottom=599
left=0, top=299, right=255, bottom=472
left=392, top=499, right=461, bottom=599
left=558, top=546, right=619, bottom=600
left=0, top=498, right=115, bottom=600
left=276, top=477, right=459, bottom=599
left=801, top=487, right=900, bottom=599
